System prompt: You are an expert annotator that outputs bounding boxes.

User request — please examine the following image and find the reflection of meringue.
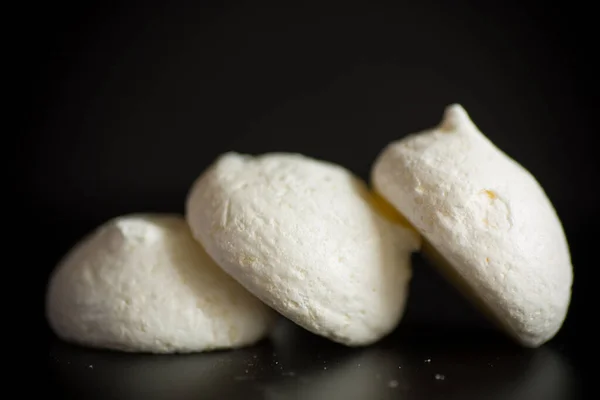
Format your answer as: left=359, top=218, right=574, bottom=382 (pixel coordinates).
left=400, top=338, right=576, bottom=399
left=265, top=344, right=406, bottom=400
left=372, top=104, right=573, bottom=347
left=186, top=152, right=420, bottom=346
left=50, top=339, right=276, bottom=399
left=494, top=347, right=577, bottom=400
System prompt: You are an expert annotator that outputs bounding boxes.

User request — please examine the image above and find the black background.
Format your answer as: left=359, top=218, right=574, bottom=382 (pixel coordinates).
left=26, top=1, right=594, bottom=398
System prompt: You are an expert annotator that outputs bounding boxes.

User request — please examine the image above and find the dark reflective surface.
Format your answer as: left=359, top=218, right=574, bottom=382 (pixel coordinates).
left=49, top=319, right=581, bottom=400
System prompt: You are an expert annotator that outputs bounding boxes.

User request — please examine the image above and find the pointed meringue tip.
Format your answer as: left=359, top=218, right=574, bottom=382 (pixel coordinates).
left=439, top=104, right=472, bottom=131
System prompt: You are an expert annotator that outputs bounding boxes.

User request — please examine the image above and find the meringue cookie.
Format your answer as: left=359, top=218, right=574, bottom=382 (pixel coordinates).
left=186, top=152, right=420, bottom=346
left=372, top=104, right=573, bottom=347
left=46, top=214, right=276, bottom=353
